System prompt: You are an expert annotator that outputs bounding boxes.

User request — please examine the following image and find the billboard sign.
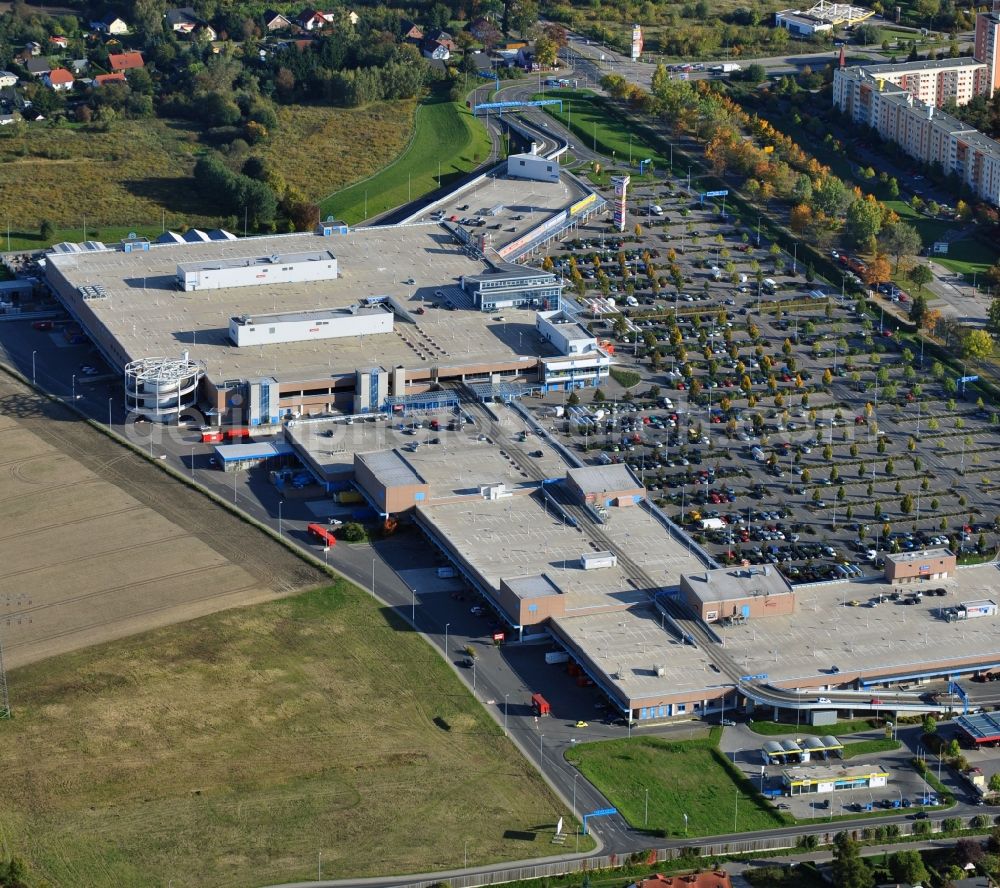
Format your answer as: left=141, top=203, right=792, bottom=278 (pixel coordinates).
left=631, top=23, right=643, bottom=60
left=611, top=174, right=630, bottom=233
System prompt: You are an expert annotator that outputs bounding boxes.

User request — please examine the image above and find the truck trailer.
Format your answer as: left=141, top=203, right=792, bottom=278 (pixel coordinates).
left=531, top=693, right=551, bottom=716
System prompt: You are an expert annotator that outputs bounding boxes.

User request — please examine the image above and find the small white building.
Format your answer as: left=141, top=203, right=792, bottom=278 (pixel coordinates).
left=177, top=249, right=338, bottom=292
left=535, top=309, right=611, bottom=391
left=0, top=71, right=18, bottom=88
left=774, top=9, right=834, bottom=35
left=507, top=152, right=560, bottom=183
left=228, top=303, right=393, bottom=347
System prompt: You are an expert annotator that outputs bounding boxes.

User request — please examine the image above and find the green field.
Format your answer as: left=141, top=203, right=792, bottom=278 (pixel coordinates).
left=841, top=738, right=903, bottom=759
left=0, top=581, right=587, bottom=887
left=320, top=91, right=491, bottom=223
left=748, top=718, right=878, bottom=736
left=932, top=234, right=998, bottom=278
left=565, top=730, right=789, bottom=837
left=535, top=90, right=670, bottom=174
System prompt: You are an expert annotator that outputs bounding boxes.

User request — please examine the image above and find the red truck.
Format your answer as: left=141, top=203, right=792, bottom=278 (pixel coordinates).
left=307, top=524, right=338, bottom=547
left=531, top=693, right=551, bottom=716
left=201, top=431, right=224, bottom=443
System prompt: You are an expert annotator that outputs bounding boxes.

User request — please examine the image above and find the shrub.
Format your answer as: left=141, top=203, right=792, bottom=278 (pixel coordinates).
left=341, top=522, right=365, bottom=542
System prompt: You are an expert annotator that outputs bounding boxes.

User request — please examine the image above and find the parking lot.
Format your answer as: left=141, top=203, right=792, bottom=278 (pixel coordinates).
left=528, top=178, right=1000, bottom=583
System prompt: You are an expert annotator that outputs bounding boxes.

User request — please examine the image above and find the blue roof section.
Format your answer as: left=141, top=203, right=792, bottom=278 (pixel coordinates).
left=212, top=440, right=294, bottom=462
left=957, top=712, right=1000, bottom=742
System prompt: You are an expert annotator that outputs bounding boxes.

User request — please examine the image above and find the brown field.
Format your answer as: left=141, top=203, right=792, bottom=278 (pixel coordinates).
left=0, top=371, right=324, bottom=667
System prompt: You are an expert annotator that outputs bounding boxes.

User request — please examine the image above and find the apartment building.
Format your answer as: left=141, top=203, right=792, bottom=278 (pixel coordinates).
left=850, top=57, right=988, bottom=108
left=833, top=66, right=1000, bottom=208
left=976, top=3, right=1000, bottom=97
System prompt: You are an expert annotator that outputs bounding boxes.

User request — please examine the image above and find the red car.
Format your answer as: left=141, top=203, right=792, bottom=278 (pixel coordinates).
left=32, top=320, right=53, bottom=331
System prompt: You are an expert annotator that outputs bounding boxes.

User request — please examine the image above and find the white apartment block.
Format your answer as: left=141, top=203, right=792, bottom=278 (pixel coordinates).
left=852, top=58, right=988, bottom=108
left=833, top=67, right=1000, bottom=208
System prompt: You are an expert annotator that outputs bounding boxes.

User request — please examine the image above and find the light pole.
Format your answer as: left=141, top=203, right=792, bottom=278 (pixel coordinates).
left=734, top=789, right=738, bottom=832
left=278, top=500, right=283, bottom=537
left=108, top=397, right=112, bottom=429
left=504, top=693, right=509, bottom=736
left=31, top=350, right=36, bottom=385
left=539, top=733, right=544, bottom=766
left=318, top=851, right=322, bottom=881
left=445, top=622, right=450, bottom=657
left=71, top=373, right=76, bottom=401
left=472, top=657, right=476, bottom=697
left=371, top=557, right=375, bottom=595
left=644, top=787, right=649, bottom=826
left=190, top=446, right=194, bottom=478
left=573, top=771, right=580, bottom=820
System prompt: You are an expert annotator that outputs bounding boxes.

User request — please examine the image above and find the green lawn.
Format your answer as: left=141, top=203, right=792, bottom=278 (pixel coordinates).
left=841, top=738, right=903, bottom=759
left=565, top=730, right=790, bottom=837
left=749, top=718, right=878, bottom=736
left=534, top=89, right=670, bottom=173
left=933, top=235, right=998, bottom=278
left=319, top=90, right=491, bottom=224
left=0, top=580, right=587, bottom=887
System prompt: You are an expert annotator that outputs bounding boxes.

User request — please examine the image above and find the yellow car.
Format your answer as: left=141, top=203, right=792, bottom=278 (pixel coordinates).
left=575, top=720, right=589, bottom=728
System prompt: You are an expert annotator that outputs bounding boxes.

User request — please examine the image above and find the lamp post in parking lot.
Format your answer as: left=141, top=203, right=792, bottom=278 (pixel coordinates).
left=31, top=350, right=36, bottom=385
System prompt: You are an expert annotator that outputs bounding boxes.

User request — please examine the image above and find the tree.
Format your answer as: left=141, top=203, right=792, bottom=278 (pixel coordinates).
left=954, top=837, right=984, bottom=866
left=963, top=329, right=994, bottom=360
left=889, top=850, right=928, bottom=885
left=922, top=714, right=937, bottom=734
left=988, top=297, right=1000, bottom=337
left=878, top=222, right=922, bottom=272
left=593, top=388, right=606, bottom=403
left=989, top=772, right=1000, bottom=794
left=847, top=197, right=885, bottom=247
left=832, top=832, right=874, bottom=888
left=39, top=219, right=54, bottom=241
left=908, top=263, right=933, bottom=292
left=533, top=35, right=557, bottom=68
left=862, top=255, right=891, bottom=286
left=910, top=292, right=928, bottom=327
left=566, top=391, right=580, bottom=407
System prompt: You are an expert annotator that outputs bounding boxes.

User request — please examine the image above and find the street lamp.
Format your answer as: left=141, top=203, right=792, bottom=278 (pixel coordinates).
left=445, top=622, right=450, bottom=658
left=278, top=500, right=283, bottom=537
left=504, top=693, right=509, bottom=736
left=573, top=771, right=580, bottom=820
left=71, top=373, right=76, bottom=401
left=411, top=587, right=416, bottom=622
left=31, top=350, right=36, bottom=385
left=108, top=397, right=113, bottom=429
left=539, top=733, right=544, bottom=766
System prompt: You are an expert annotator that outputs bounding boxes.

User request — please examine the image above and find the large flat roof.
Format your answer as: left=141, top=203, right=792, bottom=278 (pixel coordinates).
left=717, top=565, right=1000, bottom=686
left=683, top=565, right=792, bottom=606
left=419, top=490, right=694, bottom=608
left=46, top=223, right=554, bottom=384
left=287, top=408, right=569, bottom=494
left=884, top=547, right=954, bottom=565
left=552, top=604, right=728, bottom=704
left=566, top=464, right=642, bottom=494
